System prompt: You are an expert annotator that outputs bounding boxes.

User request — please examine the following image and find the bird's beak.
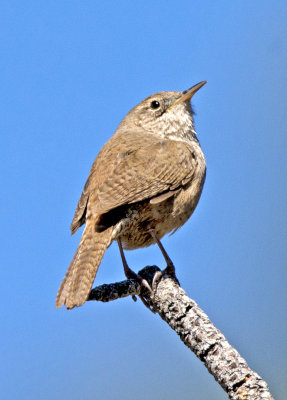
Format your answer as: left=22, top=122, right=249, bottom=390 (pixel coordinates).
left=166, top=81, right=207, bottom=112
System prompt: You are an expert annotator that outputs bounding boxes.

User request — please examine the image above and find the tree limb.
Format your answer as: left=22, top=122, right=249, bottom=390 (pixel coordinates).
left=88, top=266, right=274, bottom=400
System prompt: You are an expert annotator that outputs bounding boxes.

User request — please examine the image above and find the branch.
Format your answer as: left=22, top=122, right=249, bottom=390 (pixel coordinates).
left=88, top=266, right=274, bottom=400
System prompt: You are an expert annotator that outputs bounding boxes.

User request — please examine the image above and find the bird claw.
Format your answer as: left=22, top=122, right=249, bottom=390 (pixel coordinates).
left=122, top=263, right=155, bottom=312
left=132, top=274, right=157, bottom=312
left=152, top=262, right=179, bottom=291
left=117, top=237, right=177, bottom=313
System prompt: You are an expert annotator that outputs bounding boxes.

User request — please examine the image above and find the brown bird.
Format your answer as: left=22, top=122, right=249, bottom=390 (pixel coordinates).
left=56, top=81, right=207, bottom=309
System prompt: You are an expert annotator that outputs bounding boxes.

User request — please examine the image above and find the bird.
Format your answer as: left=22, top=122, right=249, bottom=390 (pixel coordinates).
left=56, top=81, right=207, bottom=310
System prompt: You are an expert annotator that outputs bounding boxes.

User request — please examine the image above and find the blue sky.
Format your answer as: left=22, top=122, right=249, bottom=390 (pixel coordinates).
left=1, top=1, right=286, bottom=399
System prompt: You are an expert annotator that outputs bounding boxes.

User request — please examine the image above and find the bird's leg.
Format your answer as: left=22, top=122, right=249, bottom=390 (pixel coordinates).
left=150, top=231, right=175, bottom=273
left=117, top=238, right=155, bottom=311
left=150, top=231, right=179, bottom=290
left=117, top=237, right=139, bottom=281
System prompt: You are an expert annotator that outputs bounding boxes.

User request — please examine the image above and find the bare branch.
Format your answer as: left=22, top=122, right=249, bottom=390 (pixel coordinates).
left=88, top=277, right=141, bottom=302
left=88, top=266, right=274, bottom=400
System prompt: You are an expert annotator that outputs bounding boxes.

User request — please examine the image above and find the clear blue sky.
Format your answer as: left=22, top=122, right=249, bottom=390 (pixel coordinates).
left=1, top=1, right=286, bottom=399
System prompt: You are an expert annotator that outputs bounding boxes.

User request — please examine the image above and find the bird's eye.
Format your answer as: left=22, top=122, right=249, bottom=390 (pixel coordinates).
left=150, top=100, right=160, bottom=109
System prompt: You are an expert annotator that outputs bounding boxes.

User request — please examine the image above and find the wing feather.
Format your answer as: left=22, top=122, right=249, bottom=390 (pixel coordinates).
left=70, top=175, right=91, bottom=234
left=95, top=140, right=196, bottom=214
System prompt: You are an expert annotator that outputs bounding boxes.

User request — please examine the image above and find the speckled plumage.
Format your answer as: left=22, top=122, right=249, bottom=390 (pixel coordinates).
left=56, top=82, right=207, bottom=309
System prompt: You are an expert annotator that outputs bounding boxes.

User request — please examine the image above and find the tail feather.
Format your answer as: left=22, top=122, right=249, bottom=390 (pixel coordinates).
left=55, top=224, right=113, bottom=309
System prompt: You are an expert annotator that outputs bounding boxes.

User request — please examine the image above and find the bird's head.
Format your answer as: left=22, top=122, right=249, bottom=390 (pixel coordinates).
left=119, top=81, right=206, bottom=141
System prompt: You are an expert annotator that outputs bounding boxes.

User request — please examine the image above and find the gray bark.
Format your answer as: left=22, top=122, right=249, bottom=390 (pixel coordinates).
left=88, top=266, right=274, bottom=400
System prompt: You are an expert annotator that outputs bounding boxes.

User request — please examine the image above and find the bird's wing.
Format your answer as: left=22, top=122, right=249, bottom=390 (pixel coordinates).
left=70, top=175, right=91, bottom=234
left=70, top=130, right=155, bottom=234
left=95, top=140, right=196, bottom=215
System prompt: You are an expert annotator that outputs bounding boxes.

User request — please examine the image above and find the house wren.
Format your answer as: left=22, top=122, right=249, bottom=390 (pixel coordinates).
left=56, top=81, right=207, bottom=310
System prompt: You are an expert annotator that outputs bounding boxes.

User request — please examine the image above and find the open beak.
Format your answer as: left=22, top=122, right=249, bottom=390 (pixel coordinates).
left=167, top=81, right=207, bottom=112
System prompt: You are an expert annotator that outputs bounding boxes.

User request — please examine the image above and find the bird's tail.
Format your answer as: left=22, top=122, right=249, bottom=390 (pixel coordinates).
left=55, top=223, right=113, bottom=309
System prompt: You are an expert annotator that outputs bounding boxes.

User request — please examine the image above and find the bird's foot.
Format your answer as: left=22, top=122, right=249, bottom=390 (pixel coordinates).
left=117, top=238, right=156, bottom=312
left=124, top=266, right=156, bottom=312
left=149, top=230, right=179, bottom=290
left=152, top=260, right=179, bottom=292
left=124, top=264, right=153, bottom=296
